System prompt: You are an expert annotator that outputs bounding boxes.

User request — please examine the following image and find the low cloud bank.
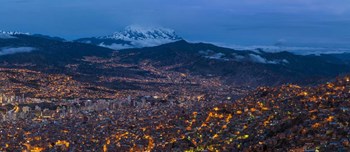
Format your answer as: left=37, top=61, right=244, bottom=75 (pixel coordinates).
left=0, top=47, right=37, bottom=56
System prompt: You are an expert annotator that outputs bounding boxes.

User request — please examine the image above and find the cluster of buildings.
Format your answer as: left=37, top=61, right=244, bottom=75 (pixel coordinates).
left=205, top=76, right=350, bottom=151
left=0, top=94, right=22, bottom=105
left=0, top=68, right=119, bottom=99
left=2, top=58, right=350, bottom=151
left=0, top=62, right=248, bottom=101
left=0, top=76, right=349, bottom=151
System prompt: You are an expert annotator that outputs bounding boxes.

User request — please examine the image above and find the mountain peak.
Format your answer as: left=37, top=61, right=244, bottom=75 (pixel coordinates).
left=76, top=25, right=182, bottom=50
left=104, top=25, right=181, bottom=41
left=124, top=25, right=176, bottom=34
left=0, top=30, right=30, bottom=36
left=0, top=30, right=30, bottom=39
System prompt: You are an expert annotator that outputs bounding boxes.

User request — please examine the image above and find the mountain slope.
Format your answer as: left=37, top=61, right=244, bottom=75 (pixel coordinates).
left=75, top=25, right=182, bottom=50
left=118, top=40, right=350, bottom=86
left=1, top=34, right=350, bottom=98
left=0, top=34, right=113, bottom=68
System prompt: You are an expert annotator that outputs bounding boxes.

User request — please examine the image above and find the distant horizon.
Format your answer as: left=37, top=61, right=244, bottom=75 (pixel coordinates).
left=2, top=23, right=350, bottom=49
left=1, top=0, right=350, bottom=49
left=2, top=25, right=350, bottom=55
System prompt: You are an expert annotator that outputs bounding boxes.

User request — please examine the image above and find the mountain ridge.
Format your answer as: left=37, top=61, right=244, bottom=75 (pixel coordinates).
left=0, top=33, right=350, bottom=99
left=75, top=25, right=182, bottom=50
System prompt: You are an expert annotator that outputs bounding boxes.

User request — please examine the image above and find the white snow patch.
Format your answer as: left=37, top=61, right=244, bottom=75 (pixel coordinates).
left=0, top=30, right=30, bottom=39
left=95, top=25, right=181, bottom=49
left=1, top=30, right=30, bottom=36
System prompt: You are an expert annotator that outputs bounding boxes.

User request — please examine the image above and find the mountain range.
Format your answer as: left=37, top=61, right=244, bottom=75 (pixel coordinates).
left=75, top=25, right=182, bottom=50
left=1, top=27, right=350, bottom=98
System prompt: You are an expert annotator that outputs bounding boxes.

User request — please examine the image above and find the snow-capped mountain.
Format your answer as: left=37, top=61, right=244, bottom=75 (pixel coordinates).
left=75, top=25, right=182, bottom=50
left=1, top=33, right=350, bottom=88
left=0, top=30, right=30, bottom=38
left=104, top=25, right=180, bottom=41
left=0, top=30, right=29, bottom=35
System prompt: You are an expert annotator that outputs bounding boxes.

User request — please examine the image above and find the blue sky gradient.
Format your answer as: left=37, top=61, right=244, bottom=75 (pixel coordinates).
left=1, top=0, right=350, bottom=48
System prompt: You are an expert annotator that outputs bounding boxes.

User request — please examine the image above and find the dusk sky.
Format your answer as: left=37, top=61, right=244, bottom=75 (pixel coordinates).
left=1, top=0, right=350, bottom=48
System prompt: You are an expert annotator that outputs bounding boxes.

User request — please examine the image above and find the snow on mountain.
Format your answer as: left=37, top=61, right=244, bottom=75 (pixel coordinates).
left=102, top=25, right=180, bottom=41
left=0, top=31, right=16, bottom=39
left=0, top=31, right=29, bottom=35
left=76, top=25, right=182, bottom=50
left=0, top=30, right=30, bottom=39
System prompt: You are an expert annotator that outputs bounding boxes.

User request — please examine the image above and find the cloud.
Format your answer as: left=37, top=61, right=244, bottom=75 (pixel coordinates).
left=246, top=54, right=290, bottom=64
left=99, top=43, right=132, bottom=50
left=199, top=50, right=288, bottom=64
left=248, top=54, right=277, bottom=64
left=199, top=50, right=229, bottom=61
left=206, top=53, right=226, bottom=60
left=98, top=40, right=177, bottom=50
left=212, top=41, right=350, bottom=56
left=0, top=33, right=16, bottom=39
left=130, top=39, right=177, bottom=48
left=0, top=47, right=36, bottom=56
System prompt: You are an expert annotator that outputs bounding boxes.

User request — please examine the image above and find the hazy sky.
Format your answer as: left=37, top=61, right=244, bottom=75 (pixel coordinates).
left=1, top=0, right=350, bottom=48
